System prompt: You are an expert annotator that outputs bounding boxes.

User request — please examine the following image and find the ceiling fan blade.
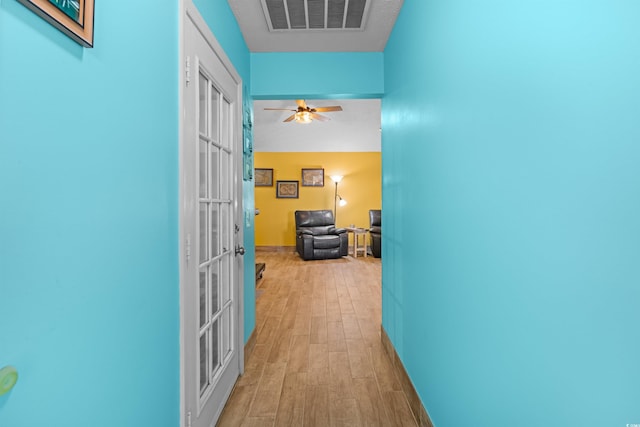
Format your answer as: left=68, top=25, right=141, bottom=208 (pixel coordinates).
left=296, top=99, right=308, bottom=109
left=310, top=113, right=329, bottom=122
left=283, top=114, right=296, bottom=122
left=264, top=108, right=296, bottom=111
left=313, top=106, right=343, bottom=112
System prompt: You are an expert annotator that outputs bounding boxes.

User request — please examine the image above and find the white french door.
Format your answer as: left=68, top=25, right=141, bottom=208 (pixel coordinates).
left=181, top=3, right=244, bottom=427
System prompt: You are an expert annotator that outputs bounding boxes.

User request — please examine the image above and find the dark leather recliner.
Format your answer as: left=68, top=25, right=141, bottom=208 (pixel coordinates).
left=295, top=210, right=348, bottom=260
left=369, top=209, right=381, bottom=258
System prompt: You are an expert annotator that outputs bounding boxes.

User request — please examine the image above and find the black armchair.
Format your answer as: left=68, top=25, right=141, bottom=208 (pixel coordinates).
left=369, top=209, right=381, bottom=258
left=294, top=210, right=348, bottom=260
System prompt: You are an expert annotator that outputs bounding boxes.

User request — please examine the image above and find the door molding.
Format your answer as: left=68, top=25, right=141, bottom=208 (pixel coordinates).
left=179, top=1, right=244, bottom=425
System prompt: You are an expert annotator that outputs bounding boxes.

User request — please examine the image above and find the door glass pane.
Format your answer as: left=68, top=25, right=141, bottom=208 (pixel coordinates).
left=199, top=140, right=207, bottom=198
left=211, top=204, right=220, bottom=257
left=221, top=151, right=230, bottom=200
left=221, top=99, right=230, bottom=148
left=211, top=88, right=220, bottom=142
left=198, top=73, right=207, bottom=135
left=199, top=203, right=208, bottom=263
left=210, top=261, right=219, bottom=316
left=211, top=319, right=220, bottom=376
left=199, top=333, right=209, bottom=394
left=222, top=308, right=232, bottom=359
left=199, top=269, right=207, bottom=328
left=221, top=255, right=230, bottom=305
left=210, top=146, right=219, bottom=199
left=221, top=203, right=230, bottom=252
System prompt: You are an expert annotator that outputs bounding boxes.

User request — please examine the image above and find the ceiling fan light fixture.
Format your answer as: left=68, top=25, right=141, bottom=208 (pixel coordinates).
left=295, top=111, right=312, bottom=124
left=265, top=100, right=342, bottom=123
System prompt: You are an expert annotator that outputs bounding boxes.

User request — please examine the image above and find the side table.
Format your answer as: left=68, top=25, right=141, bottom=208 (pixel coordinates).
left=345, top=227, right=367, bottom=258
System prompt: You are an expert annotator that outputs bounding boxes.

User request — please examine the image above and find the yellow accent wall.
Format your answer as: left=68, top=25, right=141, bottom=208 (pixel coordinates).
left=254, top=152, right=381, bottom=247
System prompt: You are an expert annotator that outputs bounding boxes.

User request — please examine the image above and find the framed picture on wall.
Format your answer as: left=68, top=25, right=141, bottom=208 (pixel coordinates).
left=243, top=154, right=253, bottom=181
left=255, top=168, right=273, bottom=187
left=276, top=180, right=299, bottom=198
left=301, top=168, right=324, bottom=187
left=17, top=0, right=95, bottom=47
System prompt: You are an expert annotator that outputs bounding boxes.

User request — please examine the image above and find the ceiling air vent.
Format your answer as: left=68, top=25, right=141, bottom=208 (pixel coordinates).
left=261, top=0, right=370, bottom=31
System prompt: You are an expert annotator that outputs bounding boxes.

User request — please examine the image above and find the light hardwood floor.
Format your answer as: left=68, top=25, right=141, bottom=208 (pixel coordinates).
left=216, top=250, right=418, bottom=427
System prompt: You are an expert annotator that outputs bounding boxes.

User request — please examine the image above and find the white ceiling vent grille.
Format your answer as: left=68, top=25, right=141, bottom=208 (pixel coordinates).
left=261, top=0, right=370, bottom=31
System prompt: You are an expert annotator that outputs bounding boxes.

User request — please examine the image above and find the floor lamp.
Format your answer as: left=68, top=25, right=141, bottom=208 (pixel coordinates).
left=330, top=175, right=347, bottom=223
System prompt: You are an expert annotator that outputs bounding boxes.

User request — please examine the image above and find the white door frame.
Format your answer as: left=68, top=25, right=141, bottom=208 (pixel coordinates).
left=179, top=1, right=244, bottom=425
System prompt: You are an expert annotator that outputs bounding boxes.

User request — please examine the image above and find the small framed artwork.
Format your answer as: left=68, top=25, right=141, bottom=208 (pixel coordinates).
left=301, top=168, right=324, bottom=187
left=255, top=168, right=273, bottom=187
left=243, top=135, right=252, bottom=155
left=243, top=154, right=253, bottom=181
left=276, top=181, right=299, bottom=199
left=17, top=0, right=95, bottom=47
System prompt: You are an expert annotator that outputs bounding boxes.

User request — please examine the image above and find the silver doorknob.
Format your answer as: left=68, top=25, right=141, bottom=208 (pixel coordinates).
left=235, top=245, right=245, bottom=256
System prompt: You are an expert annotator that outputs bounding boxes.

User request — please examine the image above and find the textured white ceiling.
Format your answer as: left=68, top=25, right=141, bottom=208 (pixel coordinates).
left=228, top=0, right=403, bottom=52
left=254, top=99, right=381, bottom=152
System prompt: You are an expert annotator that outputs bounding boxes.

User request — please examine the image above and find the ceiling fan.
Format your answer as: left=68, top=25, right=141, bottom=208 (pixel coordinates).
left=264, top=99, right=343, bottom=124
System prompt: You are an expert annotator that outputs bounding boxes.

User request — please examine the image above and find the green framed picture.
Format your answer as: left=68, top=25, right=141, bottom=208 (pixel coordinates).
left=17, top=0, right=95, bottom=47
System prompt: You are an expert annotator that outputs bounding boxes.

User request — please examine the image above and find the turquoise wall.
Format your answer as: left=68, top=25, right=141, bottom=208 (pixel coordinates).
left=0, top=1, right=179, bottom=426
left=382, top=1, right=640, bottom=426
left=0, top=0, right=252, bottom=425
left=251, top=52, right=383, bottom=99
left=193, top=0, right=255, bottom=344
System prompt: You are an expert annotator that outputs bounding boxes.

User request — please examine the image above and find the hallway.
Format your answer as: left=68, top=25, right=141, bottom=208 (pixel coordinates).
left=217, top=251, right=418, bottom=426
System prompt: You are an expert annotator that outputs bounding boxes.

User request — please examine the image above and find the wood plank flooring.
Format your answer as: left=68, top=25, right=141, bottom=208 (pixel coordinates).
left=217, top=250, right=418, bottom=427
